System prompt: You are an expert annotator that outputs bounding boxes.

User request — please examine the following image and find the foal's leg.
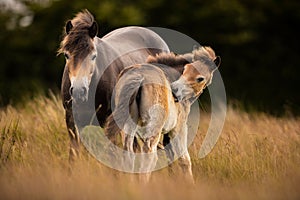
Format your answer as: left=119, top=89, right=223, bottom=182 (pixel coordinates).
left=163, top=134, right=175, bottom=164
left=137, top=134, right=161, bottom=183
left=162, top=133, right=177, bottom=176
left=122, top=122, right=137, bottom=173
left=178, top=152, right=193, bottom=183
left=123, top=134, right=135, bottom=173
left=172, top=124, right=194, bottom=183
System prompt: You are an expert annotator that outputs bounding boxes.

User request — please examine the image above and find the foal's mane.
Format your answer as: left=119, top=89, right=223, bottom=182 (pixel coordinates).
left=146, top=52, right=190, bottom=67
left=146, top=46, right=217, bottom=67
left=58, top=9, right=95, bottom=58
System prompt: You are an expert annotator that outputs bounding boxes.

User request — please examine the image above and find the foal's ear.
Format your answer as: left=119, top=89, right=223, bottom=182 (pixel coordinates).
left=65, top=20, right=73, bottom=34
left=88, top=21, right=98, bottom=38
left=214, top=56, right=221, bottom=67
left=193, top=44, right=199, bottom=51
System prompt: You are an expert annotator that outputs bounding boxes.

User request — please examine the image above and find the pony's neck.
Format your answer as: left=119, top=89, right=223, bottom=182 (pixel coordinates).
left=92, top=37, right=101, bottom=78
left=92, top=37, right=126, bottom=85
left=93, top=38, right=120, bottom=76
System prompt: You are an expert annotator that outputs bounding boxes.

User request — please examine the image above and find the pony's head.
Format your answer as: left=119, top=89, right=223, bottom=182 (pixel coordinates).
left=58, top=10, right=98, bottom=103
left=171, top=46, right=221, bottom=102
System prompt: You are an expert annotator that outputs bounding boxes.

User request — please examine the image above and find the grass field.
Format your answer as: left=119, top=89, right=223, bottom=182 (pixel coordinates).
left=0, top=94, right=299, bottom=199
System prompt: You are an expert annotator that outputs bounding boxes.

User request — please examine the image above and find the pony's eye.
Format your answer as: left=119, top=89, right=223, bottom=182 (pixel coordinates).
left=91, top=54, right=97, bottom=60
left=196, top=77, right=204, bottom=83
left=64, top=53, right=70, bottom=60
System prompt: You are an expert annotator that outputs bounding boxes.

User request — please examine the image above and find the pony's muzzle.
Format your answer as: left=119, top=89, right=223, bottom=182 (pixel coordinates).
left=69, top=86, right=88, bottom=103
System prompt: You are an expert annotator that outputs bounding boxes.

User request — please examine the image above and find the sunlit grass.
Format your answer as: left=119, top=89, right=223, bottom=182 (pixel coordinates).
left=0, top=94, right=299, bottom=199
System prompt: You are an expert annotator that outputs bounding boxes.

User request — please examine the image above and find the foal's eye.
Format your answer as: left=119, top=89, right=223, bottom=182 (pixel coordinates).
left=91, top=54, right=97, bottom=60
left=196, top=77, right=204, bottom=83
left=64, top=53, right=70, bottom=60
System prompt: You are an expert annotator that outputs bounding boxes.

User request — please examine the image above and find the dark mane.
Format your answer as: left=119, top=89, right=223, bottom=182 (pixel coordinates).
left=146, top=46, right=216, bottom=68
left=58, top=9, right=95, bottom=60
left=146, top=52, right=190, bottom=67
left=70, top=9, right=95, bottom=28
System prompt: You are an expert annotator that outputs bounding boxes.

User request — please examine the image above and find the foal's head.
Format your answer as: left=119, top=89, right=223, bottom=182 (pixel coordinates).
left=58, top=9, right=98, bottom=102
left=171, top=46, right=221, bottom=102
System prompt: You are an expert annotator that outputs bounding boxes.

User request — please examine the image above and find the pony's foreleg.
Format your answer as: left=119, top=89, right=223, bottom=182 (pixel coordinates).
left=65, top=108, right=81, bottom=164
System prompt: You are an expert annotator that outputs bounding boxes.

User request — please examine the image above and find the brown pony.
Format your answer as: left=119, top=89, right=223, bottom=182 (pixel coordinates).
left=105, top=47, right=221, bottom=182
left=58, top=10, right=169, bottom=162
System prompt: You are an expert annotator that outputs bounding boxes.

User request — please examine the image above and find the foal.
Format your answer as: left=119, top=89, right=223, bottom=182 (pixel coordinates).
left=105, top=47, right=220, bottom=182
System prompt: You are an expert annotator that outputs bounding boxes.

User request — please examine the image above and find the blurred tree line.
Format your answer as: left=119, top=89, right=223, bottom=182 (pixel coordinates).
left=0, top=0, right=299, bottom=115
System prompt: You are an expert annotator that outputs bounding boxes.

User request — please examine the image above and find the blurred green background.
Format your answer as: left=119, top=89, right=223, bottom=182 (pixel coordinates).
left=0, top=0, right=299, bottom=115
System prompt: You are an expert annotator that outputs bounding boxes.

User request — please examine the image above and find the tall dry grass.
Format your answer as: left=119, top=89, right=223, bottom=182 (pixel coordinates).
left=0, top=94, right=299, bottom=199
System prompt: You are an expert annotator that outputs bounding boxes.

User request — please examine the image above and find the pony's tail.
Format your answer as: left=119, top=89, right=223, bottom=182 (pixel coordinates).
left=105, top=73, right=144, bottom=146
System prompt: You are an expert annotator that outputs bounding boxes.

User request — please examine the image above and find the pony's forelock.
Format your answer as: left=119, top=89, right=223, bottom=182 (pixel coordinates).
left=58, top=9, right=95, bottom=58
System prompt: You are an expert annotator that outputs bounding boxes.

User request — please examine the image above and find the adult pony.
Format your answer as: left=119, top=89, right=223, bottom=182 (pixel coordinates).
left=58, top=10, right=169, bottom=162
left=105, top=47, right=221, bottom=182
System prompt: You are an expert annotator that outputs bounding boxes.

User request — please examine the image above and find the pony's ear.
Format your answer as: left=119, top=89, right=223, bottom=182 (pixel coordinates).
left=193, top=44, right=199, bottom=51
left=88, top=21, right=98, bottom=38
left=214, top=56, right=221, bottom=67
left=65, top=20, right=73, bottom=34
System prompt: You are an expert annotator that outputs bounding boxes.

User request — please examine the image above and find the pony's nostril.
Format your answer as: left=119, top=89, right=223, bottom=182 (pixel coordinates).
left=69, top=87, right=73, bottom=96
left=82, top=87, right=87, bottom=96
